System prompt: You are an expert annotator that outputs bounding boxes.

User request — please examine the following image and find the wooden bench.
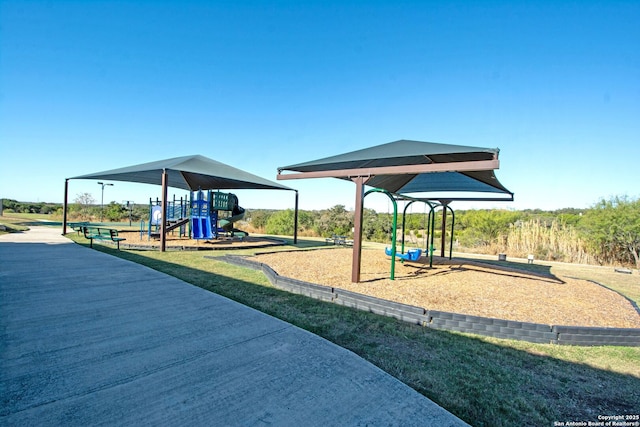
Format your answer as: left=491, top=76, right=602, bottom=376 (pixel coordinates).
left=82, top=226, right=126, bottom=250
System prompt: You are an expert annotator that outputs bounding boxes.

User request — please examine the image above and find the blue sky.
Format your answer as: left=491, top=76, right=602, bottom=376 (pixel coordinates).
left=1, top=1, right=638, bottom=212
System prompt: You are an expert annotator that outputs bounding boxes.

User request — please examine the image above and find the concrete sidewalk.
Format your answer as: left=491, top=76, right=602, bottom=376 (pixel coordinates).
left=0, top=226, right=468, bottom=426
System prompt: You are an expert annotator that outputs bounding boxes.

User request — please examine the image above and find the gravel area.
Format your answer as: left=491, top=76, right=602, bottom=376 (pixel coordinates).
left=252, top=248, right=640, bottom=328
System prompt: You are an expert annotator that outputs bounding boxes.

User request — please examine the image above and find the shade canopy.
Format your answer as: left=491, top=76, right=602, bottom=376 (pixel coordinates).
left=71, top=154, right=293, bottom=192
left=278, top=139, right=514, bottom=283
left=279, top=139, right=512, bottom=200
left=64, top=154, right=297, bottom=250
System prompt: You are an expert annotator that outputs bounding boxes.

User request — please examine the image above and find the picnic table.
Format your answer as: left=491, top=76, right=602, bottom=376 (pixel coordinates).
left=81, top=226, right=126, bottom=250
left=325, top=234, right=354, bottom=246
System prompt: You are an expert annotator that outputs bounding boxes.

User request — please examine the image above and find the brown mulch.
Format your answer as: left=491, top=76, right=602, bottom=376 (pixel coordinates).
left=251, top=248, right=640, bottom=328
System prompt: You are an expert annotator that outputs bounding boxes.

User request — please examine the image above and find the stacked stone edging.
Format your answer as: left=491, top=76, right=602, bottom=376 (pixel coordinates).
left=217, top=255, right=640, bottom=347
left=552, top=325, right=640, bottom=346
left=334, top=288, right=429, bottom=325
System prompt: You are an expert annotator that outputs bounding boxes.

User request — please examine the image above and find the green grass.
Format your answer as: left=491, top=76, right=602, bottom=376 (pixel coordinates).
left=60, top=231, right=640, bottom=427
left=0, top=214, right=31, bottom=234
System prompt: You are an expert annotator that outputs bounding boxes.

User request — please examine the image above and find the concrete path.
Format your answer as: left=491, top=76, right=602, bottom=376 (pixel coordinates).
left=0, top=226, right=468, bottom=426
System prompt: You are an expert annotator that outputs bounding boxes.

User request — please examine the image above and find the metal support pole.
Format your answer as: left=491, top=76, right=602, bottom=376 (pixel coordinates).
left=448, top=205, right=455, bottom=260
left=97, top=182, right=113, bottom=223
left=293, top=190, right=299, bottom=244
left=389, top=197, right=398, bottom=280
left=364, top=188, right=397, bottom=280
left=161, top=169, right=168, bottom=252
left=440, top=205, right=447, bottom=258
left=401, top=200, right=417, bottom=255
left=429, top=207, right=436, bottom=268
left=62, top=179, right=69, bottom=235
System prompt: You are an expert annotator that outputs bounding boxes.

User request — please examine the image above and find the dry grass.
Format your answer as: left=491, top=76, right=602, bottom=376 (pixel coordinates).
left=252, top=248, right=640, bottom=328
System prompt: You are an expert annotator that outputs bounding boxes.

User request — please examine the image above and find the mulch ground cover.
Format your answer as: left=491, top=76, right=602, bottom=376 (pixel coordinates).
left=114, top=232, right=639, bottom=328
left=251, top=248, right=640, bottom=328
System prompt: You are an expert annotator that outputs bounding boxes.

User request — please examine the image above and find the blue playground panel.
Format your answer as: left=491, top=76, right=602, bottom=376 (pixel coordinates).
left=192, top=216, right=213, bottom=239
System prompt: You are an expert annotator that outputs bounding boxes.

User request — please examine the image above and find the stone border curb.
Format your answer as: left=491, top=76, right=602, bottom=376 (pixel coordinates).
left=215, top=255, right=640, bottom=347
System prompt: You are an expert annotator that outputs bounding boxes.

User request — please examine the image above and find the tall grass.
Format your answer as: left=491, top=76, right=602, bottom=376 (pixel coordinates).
left=500, top=219, right=594, bottom=264
left=454, top=219, right=594, bottom=265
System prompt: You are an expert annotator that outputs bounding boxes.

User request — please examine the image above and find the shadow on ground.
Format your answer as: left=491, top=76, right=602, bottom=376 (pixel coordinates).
left=70, top=240, right=640, bottom=426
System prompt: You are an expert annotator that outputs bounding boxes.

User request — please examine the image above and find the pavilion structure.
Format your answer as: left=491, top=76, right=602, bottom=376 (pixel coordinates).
left=277, top=140, right=513, bottom=282
left=63, top=155, right=296, bottom=251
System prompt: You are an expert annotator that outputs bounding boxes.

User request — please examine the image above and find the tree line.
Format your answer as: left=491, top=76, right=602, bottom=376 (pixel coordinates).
left=2, top=194, right=638, bottom=269
left=243, top=196, right=639, bottom=269
left=1, top=194, right=148, bottom=223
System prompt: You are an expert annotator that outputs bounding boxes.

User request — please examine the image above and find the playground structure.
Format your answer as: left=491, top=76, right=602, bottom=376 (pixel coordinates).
left=277, top=140, right=513, bottom=283
left=366, top=188, right=455, bottom=280
left=190, top=190, right=247, bottom=239
left=148, top=190, right=247, bottom=241
left=149, top=195, right=189, bottom=239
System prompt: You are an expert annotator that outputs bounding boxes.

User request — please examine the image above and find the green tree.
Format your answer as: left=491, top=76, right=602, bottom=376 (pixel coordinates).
left=264, top=210, right=289, bottom=235
left=315, top=205, right=353, bottom=237
left=296, top=210, right=316, bottom=235
left=2, top=199, right=18, bottom=212
left=580, top=195, right=640, bottom=269
left=457, top=209, right=522, bottom=246
left=132, top=204, right=148, bottom=222
left=247, top=210, right=273, bottom=231
left=104, top=202, right=126, bottom=222
left=362, top=208, right=388, bottom=242
left=38, top=204, right=57, bottom=214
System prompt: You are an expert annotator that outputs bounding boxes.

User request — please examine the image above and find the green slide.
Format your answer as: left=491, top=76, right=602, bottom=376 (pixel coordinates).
left=219, top=205, right=248, bottom=237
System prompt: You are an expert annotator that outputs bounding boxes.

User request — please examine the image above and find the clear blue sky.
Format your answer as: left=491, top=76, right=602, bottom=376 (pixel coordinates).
left=1, top=1, right=638, bottom=212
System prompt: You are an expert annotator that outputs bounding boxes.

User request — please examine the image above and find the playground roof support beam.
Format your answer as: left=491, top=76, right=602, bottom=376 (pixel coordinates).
left=62, top=179, right=69, bottom=235
left=293, top=190, right=299, bottom=245
left=277, top=159, right=499, bottom=180
left=439, top=201, right=449, bottom=258
left=161, top=169, right=168, bottom=252
left=351, top=176, right=368, bottom=283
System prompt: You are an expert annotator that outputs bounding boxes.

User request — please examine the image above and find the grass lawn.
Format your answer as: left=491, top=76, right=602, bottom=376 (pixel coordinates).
left=3, top=217, right=639, bottom=426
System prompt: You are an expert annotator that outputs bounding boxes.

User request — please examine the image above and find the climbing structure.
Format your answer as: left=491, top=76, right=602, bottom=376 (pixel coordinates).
left=190, top=190, right=248, bottom=240
left=191, top=190, right=213, bottom=239
left=148, top=195, right=189, bottom=240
